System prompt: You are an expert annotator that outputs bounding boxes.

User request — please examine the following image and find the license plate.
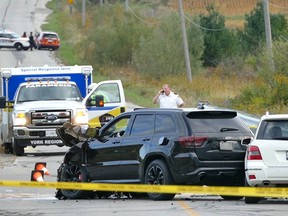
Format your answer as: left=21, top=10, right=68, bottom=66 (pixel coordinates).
left=220, top=141, right=235, bottom=151
left=46, top=130, right=57, bottom=137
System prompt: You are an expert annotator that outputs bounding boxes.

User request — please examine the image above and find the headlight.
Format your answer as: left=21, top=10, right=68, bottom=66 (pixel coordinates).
left=14, top=111, right=26, bottom=126
left=75, top=108, right=88, bottom=125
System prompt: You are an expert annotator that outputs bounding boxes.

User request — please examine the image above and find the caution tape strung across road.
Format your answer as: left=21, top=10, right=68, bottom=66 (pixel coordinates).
left=0, top=180, right=288, bottom=198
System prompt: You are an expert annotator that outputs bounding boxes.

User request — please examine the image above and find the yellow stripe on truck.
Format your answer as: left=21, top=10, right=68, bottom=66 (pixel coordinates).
left=0, top=181, right=288, bottom=198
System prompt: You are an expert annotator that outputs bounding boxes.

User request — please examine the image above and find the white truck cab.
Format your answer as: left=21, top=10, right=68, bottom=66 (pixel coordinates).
left=0, top=65, right=126, bottom=156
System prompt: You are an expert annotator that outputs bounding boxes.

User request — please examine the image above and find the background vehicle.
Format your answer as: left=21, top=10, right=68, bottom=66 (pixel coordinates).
left=0, top=30, right=30, bottom=51
left=35, top=31, right=60, bottom=50
left=243, top=113, right=288, bottom=204
left=56, top=108, right=253, bottom=200
left=0, top=65, right=126, bottom=156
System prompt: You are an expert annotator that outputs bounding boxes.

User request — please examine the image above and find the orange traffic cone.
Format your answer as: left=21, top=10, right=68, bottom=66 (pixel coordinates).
left=34, top=162, right=50, bottom=175
left=31, top=170, right=44, bottom=182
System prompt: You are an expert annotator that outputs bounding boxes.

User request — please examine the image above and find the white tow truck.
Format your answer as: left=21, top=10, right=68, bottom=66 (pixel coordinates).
left=0, top=65, right=126, bottom=156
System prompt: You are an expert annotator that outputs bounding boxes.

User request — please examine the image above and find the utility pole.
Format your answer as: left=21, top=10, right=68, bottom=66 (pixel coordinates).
left=178, top=0, right=192, bottom=82
left=82, top=0, right=86, bottom=27
left=263, top=0, right=274, bottom=72
left=125, top=0, right=129, bottom=12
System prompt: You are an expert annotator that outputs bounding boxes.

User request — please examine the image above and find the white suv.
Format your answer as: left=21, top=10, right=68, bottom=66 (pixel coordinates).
left=243, top=113, right=288, bottom=203
left=0, top=30, right=30, bottom=51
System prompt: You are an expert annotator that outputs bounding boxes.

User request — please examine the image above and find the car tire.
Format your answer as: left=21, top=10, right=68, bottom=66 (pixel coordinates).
left=58, top=164, right=94, bottom=199
left=13, top=138, right=25, bottom=156
left=144, top=159, right=175, bottom=201
left=14, top=43, right=23, bottom=51
left=244, top=178, right=261, bottom=204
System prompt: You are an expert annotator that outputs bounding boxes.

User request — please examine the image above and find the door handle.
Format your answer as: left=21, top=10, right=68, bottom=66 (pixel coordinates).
left=142, top=138, right=150, bottom=141
left=112, top=140, right=120, bottom=144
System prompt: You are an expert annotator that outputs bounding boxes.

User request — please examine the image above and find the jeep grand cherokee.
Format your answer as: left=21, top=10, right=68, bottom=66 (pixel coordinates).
left=56, top=108, right=253, bottom=200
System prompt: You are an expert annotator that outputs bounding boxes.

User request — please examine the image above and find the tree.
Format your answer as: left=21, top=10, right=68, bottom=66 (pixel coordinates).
left=199, top=4, right=240, bottom=67
left=240, top=2, right=288, bottom=55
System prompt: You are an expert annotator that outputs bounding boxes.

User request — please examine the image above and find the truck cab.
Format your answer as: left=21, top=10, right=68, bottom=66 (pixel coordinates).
left=0, top=65, right=126, bottom=156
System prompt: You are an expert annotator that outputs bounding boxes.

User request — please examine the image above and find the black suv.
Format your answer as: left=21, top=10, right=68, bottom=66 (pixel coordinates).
left=56, top=108, right=253, bottom=200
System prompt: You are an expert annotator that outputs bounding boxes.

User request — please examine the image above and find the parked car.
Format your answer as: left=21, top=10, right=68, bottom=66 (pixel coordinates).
left=56, top=108, right=254, bottom=200
left=0, top=30, right=30, bottom=51
left=243, top=113, right=288, bottom=204
left=35, top=31, right=60, bottom=50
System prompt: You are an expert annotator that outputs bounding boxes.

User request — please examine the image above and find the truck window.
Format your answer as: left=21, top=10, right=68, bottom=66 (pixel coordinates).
left=17, top=84, right=82, bottom=102
left=89, top=83, right=120, bottom=103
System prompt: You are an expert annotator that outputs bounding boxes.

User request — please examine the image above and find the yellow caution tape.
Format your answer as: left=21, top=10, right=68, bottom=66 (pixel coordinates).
left=0, top=180, right=288, bottom=198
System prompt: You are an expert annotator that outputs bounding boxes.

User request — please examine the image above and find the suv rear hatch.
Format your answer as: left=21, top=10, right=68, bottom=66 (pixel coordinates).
left=185, top=110, right=253, bottom=161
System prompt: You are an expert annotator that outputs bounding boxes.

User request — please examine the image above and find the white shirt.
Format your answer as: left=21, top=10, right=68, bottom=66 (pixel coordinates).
left=157, top=91, right=183, bottom=108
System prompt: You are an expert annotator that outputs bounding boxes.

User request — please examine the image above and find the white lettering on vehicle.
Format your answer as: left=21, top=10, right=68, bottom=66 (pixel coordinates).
left=30, top=140, right=63, bottom=145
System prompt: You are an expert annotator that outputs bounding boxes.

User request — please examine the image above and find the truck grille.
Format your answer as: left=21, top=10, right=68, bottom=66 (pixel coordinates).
left=31, top=110, right=71, bottom=126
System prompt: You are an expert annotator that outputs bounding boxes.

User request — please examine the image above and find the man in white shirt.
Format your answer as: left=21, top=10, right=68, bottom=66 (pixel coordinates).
left=153, top=84, right=184, bottom=108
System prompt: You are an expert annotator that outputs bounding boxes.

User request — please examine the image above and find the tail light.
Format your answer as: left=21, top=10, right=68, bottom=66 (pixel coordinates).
left=179, top=136, right=207, bottom=147
left=247, top=145, right=262, bottom=160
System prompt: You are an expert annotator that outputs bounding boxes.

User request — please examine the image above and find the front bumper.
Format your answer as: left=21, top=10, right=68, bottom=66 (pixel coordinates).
left=13, top=127, right=63, bottom=146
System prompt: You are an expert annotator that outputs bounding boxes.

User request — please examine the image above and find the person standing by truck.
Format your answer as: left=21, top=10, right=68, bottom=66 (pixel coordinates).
left=29, top=32, right=35, bottom=51
left=153, top=84, right=184, bottom=108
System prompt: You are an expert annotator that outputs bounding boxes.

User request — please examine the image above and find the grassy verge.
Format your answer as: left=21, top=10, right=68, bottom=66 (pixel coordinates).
left=42, top=1, right=257, bottom=113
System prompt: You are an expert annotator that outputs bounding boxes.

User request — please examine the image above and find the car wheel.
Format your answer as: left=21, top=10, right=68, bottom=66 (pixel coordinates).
left=13, top=139, right=25, bottom=156
left=14, top=43, right=23, bottom=51
left=144, top=159, right=175, bottom=201
left=244, top=178, right=261, bottom=204
left=23, top=47, right=29, bottom=51
left=58, top=164, right=94, bottom=199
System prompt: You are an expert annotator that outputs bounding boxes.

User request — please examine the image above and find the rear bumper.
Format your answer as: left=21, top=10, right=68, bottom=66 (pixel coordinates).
left=171, top=152, right=245, bottom=185
left=38, top=43, right=60, bottom=49
left=245, top=163, right=288, bottom=186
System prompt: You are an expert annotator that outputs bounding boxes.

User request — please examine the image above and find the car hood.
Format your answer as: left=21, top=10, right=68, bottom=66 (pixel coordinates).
left=14, top=100, right=84, bottom=111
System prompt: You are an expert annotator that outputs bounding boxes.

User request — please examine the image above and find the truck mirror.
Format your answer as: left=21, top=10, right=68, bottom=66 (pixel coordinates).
left=95, top=95, right=104, bottom=107
left=86, top=95, right=104, bottom=107
left=0, top=96, right=7, bottom=108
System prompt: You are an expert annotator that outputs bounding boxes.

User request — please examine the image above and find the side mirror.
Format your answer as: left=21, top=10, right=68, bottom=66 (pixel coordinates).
left=86, top=95, right=104, bottom=107
left=0, top=97, right=7, bottom=108
left=241, top=137, right=252, bottom=145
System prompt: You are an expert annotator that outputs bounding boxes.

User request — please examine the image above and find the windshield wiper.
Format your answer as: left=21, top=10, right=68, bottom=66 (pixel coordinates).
left=220, top=128, right=239, bottom=132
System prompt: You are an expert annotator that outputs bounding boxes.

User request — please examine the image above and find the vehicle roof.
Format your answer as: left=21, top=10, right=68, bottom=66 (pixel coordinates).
left=260, top=114, right=288, bottom=120
left=0, top=29, right=16, bottom=34
left=40, top=31, right=58, bottom=35
left=131, top=107, right=236, bottom=114
left=19, top=80, right=77, bottom=86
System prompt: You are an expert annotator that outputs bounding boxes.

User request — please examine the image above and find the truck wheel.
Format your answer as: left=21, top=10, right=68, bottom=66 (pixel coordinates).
left=13, top=139, right=25, bottom=156
left=58, top=164, right=94, bottom=199
left=144, top=159, right=175, bottom=200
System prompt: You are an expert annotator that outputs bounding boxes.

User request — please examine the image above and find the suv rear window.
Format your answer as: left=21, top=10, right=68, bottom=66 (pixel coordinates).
left=186, top=111, right=250, bottom=133
left=42, top=33, right=58, bottom=39
left=256, top=119, right=288, bottom=140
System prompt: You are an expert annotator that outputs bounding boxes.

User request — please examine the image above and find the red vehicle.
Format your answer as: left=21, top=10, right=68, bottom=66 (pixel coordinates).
left=35, top=31, right=60, bottom=50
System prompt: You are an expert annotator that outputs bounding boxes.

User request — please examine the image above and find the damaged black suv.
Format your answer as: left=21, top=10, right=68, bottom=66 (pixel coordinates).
left=56, top=108, right=253, bottom=200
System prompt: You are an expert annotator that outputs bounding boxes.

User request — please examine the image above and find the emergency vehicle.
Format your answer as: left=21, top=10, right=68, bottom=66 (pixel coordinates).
left=0, top=65, right=126, bottom=156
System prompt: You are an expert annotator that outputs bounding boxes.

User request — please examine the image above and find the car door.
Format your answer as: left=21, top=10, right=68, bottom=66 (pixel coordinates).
left=0, top=33, right=10, bottom=48
left=85, top=115, right=131, bottom=182
left=120, top=113, right=155, bottom=181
